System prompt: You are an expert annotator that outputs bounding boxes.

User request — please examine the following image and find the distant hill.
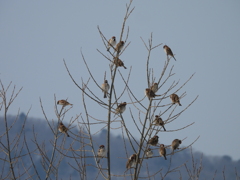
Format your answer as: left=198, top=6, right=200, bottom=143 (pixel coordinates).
left=0, top=114, right=239, bottom=179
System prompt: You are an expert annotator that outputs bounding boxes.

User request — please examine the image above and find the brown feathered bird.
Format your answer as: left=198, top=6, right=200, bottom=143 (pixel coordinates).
left=171, top=139, right=182, bottom=154
left=145, top=148, right=153, bottom=159
left=58, top=122, right=70, bottom=137
left=115, top=41, right=125, bottom=53
left=107, top=36, right=116, bottom=51
left=126, top=154, right=137, bottom=169
left=145, top=88, right=156, bottom=100
left=97, top=145, right=106, bottom=163
left=153, top=115, right=166, bottom=131
left=163, top=45, right=176, bottom=61
left=170, top=94, right=182, bottom=106
left=115, top=102, right=127, bottom=115
left=147, top=135, right=159, bottom=146
left=159, top=144, right=167, bottom=160
left=113, top=57, right=127, bottom=69
left=101, top=80, right=110, bottom=98
left=57, top=100, right=73, bottom=107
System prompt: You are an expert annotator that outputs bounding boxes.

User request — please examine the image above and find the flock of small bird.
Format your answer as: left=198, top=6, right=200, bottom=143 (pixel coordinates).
left=56, top=36, right=182, bottom=169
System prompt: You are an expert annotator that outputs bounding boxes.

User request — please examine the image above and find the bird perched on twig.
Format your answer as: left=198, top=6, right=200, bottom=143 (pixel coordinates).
left=171, top=139, right=182, bottom=155
left=170, top=94, right=182, bottom=106
left=147, top=135, right=159, bottom=146
left=145, top=148, right=153, bottom=159
left=113, top=57, right=127, bottom=69
left=97, top=145, right=106, bottom=163
left=150, top=83, right=158, bottom=93
left=145, top=88, right=156, bottom=100
left=163, top=45, right=176, bottom=61
left=58, top=122, right=70, bottom=137
left=57, top=100, right=73, bottom=107
left=153, top=115, right=166, bottom=131
left=101, top=80, right=110, bottom=98
left=159, top=144, right=167, bottom=160
left=107, top=36, right=116, bottom=51
left=115, top=102, right=127, bottom=115
left=115, top=41, right=125, bottom=53
left=126, top=154, right=137, bottom=169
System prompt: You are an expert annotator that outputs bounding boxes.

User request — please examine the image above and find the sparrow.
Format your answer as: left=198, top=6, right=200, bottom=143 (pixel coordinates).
left=126, top=154, right=137, bottom=169
left=97, top=145, right=106, bottom=163
left=107, top=36, right=116, bottom=51
left=170, top=94, right=182, bottom=106
left=163, top=45, right=176, bottom=61
left=58, top=122, right=70, bottom=137
left=115, top=102, right=127, bottom=115
left=152, top=115, right=166, bottom=131
left=113, top=57, right=127, bottom=69
left=147, top=135, right=159, bottom=146
left=150, top=83, right=158, bottom=93
left=115, top=41, right=125, bottom=53
left=171, top=139, right=182, bottom=154
left=145, top=148, right=153, bottom=159
left=145, top=88, right=156, bottom=100
left=159, top=144, right=167, bottom=160
left=101, top=80, right=110, bottom=98
left=57, top=100, right=73, bottom=107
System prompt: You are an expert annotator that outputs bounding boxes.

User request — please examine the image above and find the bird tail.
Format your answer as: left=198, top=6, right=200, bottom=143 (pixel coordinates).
left=164, top=156, right=167, bottom=160
left=178, top=102, right=182, bottom=106
left=104, top=92, right=107, bottom=98
left=97, top=157, right=103, bottom=163
left=66, top=132, right=70, bottom=137
left=173, top=56, right=176, bottom=61
left=163, top=126, right=166, bottom=131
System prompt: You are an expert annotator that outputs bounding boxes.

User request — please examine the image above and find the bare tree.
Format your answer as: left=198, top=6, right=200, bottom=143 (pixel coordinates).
left=62, top=0, right=198, bottom=179
left=0, top=80, right=27, bottom=179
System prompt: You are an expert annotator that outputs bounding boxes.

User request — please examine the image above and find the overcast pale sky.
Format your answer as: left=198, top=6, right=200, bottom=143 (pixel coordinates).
left=1, top=1, right=240, bottom=160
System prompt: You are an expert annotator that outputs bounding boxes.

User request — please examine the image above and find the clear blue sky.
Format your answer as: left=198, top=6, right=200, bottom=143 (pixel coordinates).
left=1, top=1, right=240, bottom=160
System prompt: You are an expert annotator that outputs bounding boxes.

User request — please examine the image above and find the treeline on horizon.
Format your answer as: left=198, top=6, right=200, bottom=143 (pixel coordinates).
left=0, top=113, right=239, bottom=180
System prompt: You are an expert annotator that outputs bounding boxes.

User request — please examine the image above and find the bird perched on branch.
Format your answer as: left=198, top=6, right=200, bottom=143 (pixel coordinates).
left=150, top=83, right=158, bottom=93
left=115, top=102, right=127, bottom=115
left=171, top=139, right=182, bottom=155
left=113, top=57, right=127, bottom=69
left=170, top=94, right=182, bottom=106
left=145, top=148, right=153, bottom=159
left=58, top=122, right=70, bottom=137
left=101, top=80, right=110, bottom=98
left=115, top=41, right=125, bottom=53
left=126, top=154, right=137, bottom=169
left=153, top=115, right=166, bottom=131
left=107, top=36, right=116, bottom=51
left=159, top=144, right=167, bottom=160
left=97, top=145, right=106, bottom=163
left=145, top=88, right=156, bottom=100
left=163, top=45, right=176, bottom=61
left=147, top=135, right=159, bottom=146
left=57, top=100, right=73, bottom=107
